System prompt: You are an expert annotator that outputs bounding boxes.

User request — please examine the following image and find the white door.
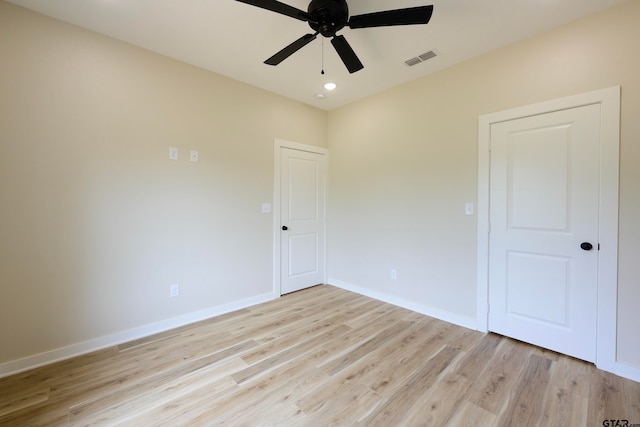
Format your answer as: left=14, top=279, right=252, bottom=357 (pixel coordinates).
left=488, top=104, right=601, bottom=362
left=280, top=147, right=326, bottom=294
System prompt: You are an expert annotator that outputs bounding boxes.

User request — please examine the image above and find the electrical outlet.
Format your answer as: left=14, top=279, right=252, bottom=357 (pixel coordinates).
left=170, top=283, right=180, bottom=298
left=390, top=269, right=397, bottom=280
left=190, top=150, right=199, bottom=163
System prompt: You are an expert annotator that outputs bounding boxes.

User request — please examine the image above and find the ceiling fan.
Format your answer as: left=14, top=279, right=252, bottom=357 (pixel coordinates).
left=235, top=0, right=434, bottom=73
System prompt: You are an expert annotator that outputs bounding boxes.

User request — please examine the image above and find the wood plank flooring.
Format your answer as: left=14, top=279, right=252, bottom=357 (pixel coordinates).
left=1, top=285, right=639, bottom=426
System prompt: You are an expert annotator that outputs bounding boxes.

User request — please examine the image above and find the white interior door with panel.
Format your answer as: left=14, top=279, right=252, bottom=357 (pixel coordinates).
left=488, top=104, right=601, bottom=362
left=278, top=145, right=326, bottom=295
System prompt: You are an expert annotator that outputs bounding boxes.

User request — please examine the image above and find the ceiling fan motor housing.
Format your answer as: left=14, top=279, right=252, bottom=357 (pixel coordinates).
left=308, top=0, right=349, bottom=37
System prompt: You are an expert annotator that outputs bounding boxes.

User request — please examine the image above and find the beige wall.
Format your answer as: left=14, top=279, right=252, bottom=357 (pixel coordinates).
left=327, top=0, right=640, bottom=370
left=0, top=2, right=327, bottom=365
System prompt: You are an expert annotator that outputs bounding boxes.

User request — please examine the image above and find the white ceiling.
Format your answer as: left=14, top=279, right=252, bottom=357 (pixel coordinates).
left=7, top=0, right=627, bottom=110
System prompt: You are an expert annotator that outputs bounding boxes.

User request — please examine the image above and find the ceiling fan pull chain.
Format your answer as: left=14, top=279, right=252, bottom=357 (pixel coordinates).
left=321, top=38, right=325, bottom=75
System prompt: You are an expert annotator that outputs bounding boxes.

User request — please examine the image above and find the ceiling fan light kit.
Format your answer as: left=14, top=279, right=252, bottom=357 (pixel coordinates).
left=235, top=0, right=434, bottom=74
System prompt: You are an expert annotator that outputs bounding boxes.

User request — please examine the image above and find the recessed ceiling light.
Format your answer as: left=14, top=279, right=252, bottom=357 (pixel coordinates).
left=315, top=93, right=326, bottom=99
left=324, top=83, right=337, bottom=91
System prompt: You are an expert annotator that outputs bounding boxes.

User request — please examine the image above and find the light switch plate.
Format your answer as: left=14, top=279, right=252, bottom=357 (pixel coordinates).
left=262, top=203, right=272, bottom=214
left=465, top=202, right=474, bottom=216
left=190, top=150, right=199, bottom=162
left=169, top=147, right=178, bottom=160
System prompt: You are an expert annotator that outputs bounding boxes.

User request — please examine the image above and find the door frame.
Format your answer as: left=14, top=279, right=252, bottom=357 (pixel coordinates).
left=476, top=86, right=620, bottom=371
left=273, top=139, right=329, bottom=296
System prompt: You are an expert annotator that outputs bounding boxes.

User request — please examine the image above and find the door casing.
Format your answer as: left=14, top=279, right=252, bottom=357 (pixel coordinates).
left=476, top=86, right=620, bottom=371
left=273, top=139, right=328, bottom=296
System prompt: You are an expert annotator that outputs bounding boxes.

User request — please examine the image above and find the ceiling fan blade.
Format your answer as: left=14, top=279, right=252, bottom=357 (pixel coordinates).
left=348, top=5, right=434, bottom=29
left=235, top=0, right=311, bottom=22
left=331, top=35, right=364, bottom=74
left=264, top=33, right=318, bottom=66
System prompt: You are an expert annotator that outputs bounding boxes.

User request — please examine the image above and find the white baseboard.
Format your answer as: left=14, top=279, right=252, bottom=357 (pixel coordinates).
left=0, top=291, right=279, bottom=379
left=329, top=278, right=478, bottom=331
left=598, top=360, right=640, bottom=383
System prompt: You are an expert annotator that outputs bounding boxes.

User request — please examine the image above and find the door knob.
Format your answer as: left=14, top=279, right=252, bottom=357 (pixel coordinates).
left=580, top=242, right=593, bottom=251
left=282, top=226, right=288, bottom=231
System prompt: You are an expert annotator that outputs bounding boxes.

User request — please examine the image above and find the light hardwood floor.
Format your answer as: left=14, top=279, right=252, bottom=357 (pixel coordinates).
left=1, top=285, right=639, bottom=426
